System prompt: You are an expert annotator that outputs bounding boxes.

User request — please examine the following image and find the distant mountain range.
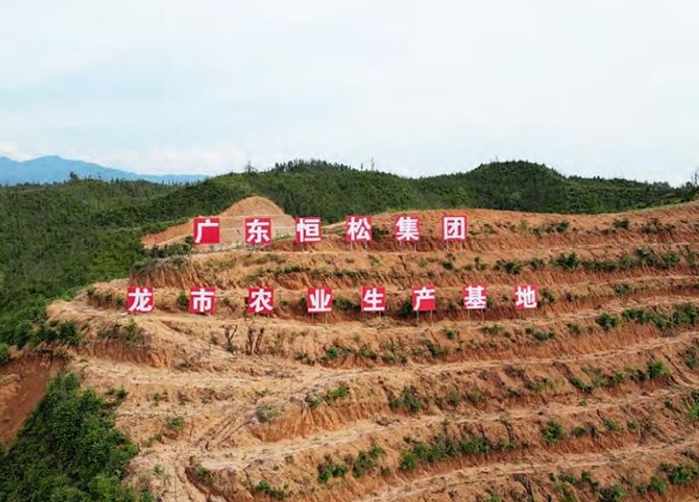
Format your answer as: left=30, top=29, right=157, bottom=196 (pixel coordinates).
left=0, top=156, right=207, bottom=185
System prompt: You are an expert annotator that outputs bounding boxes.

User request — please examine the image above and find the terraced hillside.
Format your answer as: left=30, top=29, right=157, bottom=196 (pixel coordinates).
left=40, top=200, right=699, bottom=501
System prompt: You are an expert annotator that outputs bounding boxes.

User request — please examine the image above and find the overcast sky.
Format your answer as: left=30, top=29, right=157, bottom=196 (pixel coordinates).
left=1, top=1, right=698, bottom=184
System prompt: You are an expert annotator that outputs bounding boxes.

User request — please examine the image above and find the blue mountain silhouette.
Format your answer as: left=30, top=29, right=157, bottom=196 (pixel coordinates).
left=0, top=155, right=206, bottom=185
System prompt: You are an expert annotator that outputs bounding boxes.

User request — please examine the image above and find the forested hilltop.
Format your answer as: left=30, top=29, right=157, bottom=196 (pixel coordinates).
left=0, top=159, right=695, bottom=347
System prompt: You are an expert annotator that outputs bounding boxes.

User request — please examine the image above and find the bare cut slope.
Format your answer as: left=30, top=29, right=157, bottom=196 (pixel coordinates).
left=35, top=200, right=699, bottom=501
left=0, top=354, right=66, bottom=444
left=141, top=196, right=295, bottom=248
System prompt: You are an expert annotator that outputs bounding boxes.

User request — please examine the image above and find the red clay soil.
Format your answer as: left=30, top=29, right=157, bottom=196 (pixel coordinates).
left=0, top=352, right=66, bottom=444
left=8, top=198, right=699, bottom=501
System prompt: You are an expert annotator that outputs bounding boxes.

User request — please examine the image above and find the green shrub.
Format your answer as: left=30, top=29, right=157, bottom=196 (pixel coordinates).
left=640, top=217, right=675, bottom=235
left=613, top=283, right=631, bottom=297
left=539, top=287, right=556, bottom=304
left=526, top=327, right=555, bottom=342
left=602, top=418, right=620, bottom=432
left=350, top=444, right=385, bottom=478
left=399, top=451, right=418, bottom=471
left=459, top=435, right=490, bottom=454
left=0, top=343, right=10, bottom=365
left=481, top=324, right=503, bottom=336
left=612, top=218, right=630, bottom=230
left=599, top=485, right=626, bottom=501
left=467, top=390, right=485, bottom=403
left=596, top=313, right=621, bottom=331
left=494, top=260, right=523, bottom=275
left=32, top=320, right=83, bottom=346
left=358, top=344, right=378, bottom=360
left=445, top=389, right=462, bottom=406
left=541, top=420, right=565, bottom=444
left=647, top=476, right=667, bottom=495
left=334, top=297, right=360, bottom=312
left=277, top=264, right=305, bottom=275
left=389, top=386, right=422, bottom=414
left=255, top=480, right=289, bottom=500
left=255, top=403, right=279, bottom=423
left=666, top=462, right=699, bottom=485
left=646, top=360, right=670, bottom=379
left=423, top=340, right=448, bottom=358
left=552, top=252, right=579, bottom=271
left=98, top=320, right=145, bottom=346
left=324, top=344, right=341, bottom=360
left=165, top=416, right=185, bottom=433
left=323, top=383, right=350, bottom=404
left=685, top=391, right=699, bottom=422
left=568, top=376, right=593, bottom=393
left=176, top=290, right=189, bottom=309
left=555, top=220, right=570, bottom=233
left=566, top=323, right=582, bottom=335
left=673, top=303, right=699, bottom=326
left=661, top=251, right=681, bottom=269
left=529, top=258, right=546, bottom=270
left=684, top=347, right=699, bottom=370
left=572, top=426, right=587, bottom=437
left=399, top=433, right=491, bottom=472
left=396, top=300, right=413, bottom=319
left=317, top=456, right=348, bottom=483
left=305, top=393, right=322, bottom=409
left=192, top=464, right=213, bottom=486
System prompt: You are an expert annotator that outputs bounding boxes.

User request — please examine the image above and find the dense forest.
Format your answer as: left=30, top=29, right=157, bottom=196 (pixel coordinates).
left=0, top=159, right=695, bottom=347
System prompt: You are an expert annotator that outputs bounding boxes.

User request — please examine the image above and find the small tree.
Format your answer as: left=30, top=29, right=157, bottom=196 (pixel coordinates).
left=177, top=290, right=189, bottom=310
left=0, top=343, right=10, bottom=365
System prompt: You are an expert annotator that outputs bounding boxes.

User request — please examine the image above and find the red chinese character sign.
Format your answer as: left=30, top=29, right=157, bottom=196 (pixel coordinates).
left=442, top=215, right=468, bottom=241
left=463, top=284, right=487, bottom=310
left=248, top=287, right=274, bottom=314
left=245, top=217, right=272, bottom=246
left=307, top=287, right=333, bottom=313
left=412, top=286, right=436, bottom=312
left=515, top=284, right=538, bottom=310
left=346, top=215, right=372, bottom=242
left=296, top=217, right=322, bottom=244
left=193, top=217, right=220, bottom=245
left=395, top=215, right=420, bottom=242
left=127, top=287, right=154, bottom=314
left=189, top=287, right=216, bottom=314
left=361, top=286, right=386, bottom=313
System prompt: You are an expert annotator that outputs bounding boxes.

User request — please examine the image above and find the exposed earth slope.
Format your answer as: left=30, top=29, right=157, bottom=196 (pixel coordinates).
left=141, top=196, right=295, bottom=248
left=11, top=199, right=699, bottom=501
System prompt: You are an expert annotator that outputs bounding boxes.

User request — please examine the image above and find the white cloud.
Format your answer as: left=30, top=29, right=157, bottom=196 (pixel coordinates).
left=97, top=145, right=251, bottom=175
left=0, top=0, right=698, bottom=185
left=0, top=141, right=33, bottom=161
